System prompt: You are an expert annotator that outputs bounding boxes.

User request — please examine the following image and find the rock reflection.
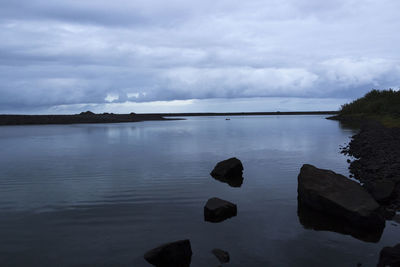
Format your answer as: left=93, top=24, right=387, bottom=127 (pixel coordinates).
left=297, top=201, right=383, bottom=243
left=212, top=175, right=244, bottom=187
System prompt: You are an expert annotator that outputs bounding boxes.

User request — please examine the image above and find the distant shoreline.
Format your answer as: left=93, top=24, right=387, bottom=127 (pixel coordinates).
left=0, top=111, right=338, bottom=126
left=151, top=111, right=338, bottom=117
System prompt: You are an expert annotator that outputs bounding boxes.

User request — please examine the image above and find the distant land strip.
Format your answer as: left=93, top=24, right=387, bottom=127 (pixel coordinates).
left=0, top=111, right=339, bottom=126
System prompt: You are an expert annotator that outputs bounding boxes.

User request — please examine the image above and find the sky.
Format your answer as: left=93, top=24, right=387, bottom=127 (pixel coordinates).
left=1, top=0, right=399, bottom=113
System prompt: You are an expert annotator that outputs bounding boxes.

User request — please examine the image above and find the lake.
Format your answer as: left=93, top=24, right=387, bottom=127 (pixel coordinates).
left=0, top=115, right=398, bottom=266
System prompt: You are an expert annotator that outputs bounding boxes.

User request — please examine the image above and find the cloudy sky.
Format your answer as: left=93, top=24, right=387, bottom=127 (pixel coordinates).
left=1, top=0, right=399, bottom=113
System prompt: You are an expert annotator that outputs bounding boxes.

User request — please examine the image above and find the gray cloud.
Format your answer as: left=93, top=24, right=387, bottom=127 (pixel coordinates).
left=0, top=0, right=399, bottom=112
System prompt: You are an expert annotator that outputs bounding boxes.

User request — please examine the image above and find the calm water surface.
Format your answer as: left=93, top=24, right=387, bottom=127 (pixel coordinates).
left=0, top=115, right=398, bottom=266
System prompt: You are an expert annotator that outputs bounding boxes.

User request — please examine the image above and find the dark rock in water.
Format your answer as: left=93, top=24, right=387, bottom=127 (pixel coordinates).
left=364, top=179, right=396, bottom=203
left=298, top=200, right=383, bottom=243
left=210, top=158, right=243, bottom=187
left=298, top=164, right=385, bottom=230
left=204, top=197, right=237, bottom=223
left=378, top=243, right=400, bottom=267
left=144, top=239, right=192, bottom=267
left=211, top=248, right=230, bottom=263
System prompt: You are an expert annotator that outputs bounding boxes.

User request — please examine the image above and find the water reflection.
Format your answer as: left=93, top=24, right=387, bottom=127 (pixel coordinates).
left=211, top=175, right=244, bottom=188
left=1, top=116, right=395, bottom=266
left=297, top=200, right=383, bottom=243
left=337, top=120, right=362, bottom=132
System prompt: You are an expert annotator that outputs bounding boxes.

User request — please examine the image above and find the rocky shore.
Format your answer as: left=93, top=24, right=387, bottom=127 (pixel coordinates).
left=340, top=121, right=400, bottom=214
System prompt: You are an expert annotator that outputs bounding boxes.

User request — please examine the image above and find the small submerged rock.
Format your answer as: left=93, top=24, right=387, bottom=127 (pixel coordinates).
left=298, top=164, right=385, bottom=230
left=211, top=248, right=230, bottom=263
left=144, top=239, right=192, bottom=267
left=210, top=158, right=244, bottom=187
left=204, top=197, right=237, bottom=223
left=377, top=243, right=400, bottom=267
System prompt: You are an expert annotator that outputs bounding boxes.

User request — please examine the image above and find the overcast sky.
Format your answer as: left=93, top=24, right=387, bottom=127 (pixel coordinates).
left=1, top=0, right=399, bottom=113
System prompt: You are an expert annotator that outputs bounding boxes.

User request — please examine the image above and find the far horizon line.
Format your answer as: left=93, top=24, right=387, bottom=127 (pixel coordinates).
left=0, top=111, right=339, bottom=116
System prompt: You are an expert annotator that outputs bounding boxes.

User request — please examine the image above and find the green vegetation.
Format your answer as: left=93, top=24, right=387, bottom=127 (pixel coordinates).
left=339, top=89, right=400, bottom=127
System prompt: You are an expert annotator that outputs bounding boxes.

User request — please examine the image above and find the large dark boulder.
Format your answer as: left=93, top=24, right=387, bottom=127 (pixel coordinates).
left=378, top=243, right=400, bottom=267
left=144, top=239, right=192, bottom=267
left=204, top=197, right=237, bottom=223
left=298, top=164, right=385, bottom=230
left=210, top=158, right=243, bottom=187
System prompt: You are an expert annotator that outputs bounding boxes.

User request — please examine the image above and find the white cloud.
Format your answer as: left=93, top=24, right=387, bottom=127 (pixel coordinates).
left=105, top=93, right=119, bottom=102
left=127, top=93, right=140, bottom=99
left=43, top=97, right=348, bottom=114
left=320, top=58, right=399, bottom=86
left=161, top=67, right=319, bottom=98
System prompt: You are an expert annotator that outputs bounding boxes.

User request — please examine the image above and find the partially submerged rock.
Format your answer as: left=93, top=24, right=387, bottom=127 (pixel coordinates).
left=144, top=239, right=192, bottom=267
left=377, top=243, right=400, bottom=267
left=210, top=158, right=243, bottom=187
left=211, top=248, right=230, bottom=263
left=298, top=164, right=385, bottom=230
left=204, top=197, right=237, bottom=223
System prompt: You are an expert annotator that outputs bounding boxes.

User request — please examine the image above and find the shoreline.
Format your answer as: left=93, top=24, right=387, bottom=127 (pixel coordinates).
left=0, top=113, right=172, bottom=126
left=0, top=111, right=338, bottom=126
left=149, top=111, right=338, bottom=117
left=334, top=116, right=400, bottom=216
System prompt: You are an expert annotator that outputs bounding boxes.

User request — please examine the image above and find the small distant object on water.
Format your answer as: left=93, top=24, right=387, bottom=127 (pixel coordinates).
left=225, top=118, right=230, bottom=120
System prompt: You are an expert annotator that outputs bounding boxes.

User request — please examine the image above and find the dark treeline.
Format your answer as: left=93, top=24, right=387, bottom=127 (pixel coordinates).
left=340, top=89, right=400, bottom=117
left=329, top=89, right=400, bottom=127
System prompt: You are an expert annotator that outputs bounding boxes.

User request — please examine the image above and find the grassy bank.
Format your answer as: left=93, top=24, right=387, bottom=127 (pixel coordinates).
left=330, top=89, right=400, bottom=127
